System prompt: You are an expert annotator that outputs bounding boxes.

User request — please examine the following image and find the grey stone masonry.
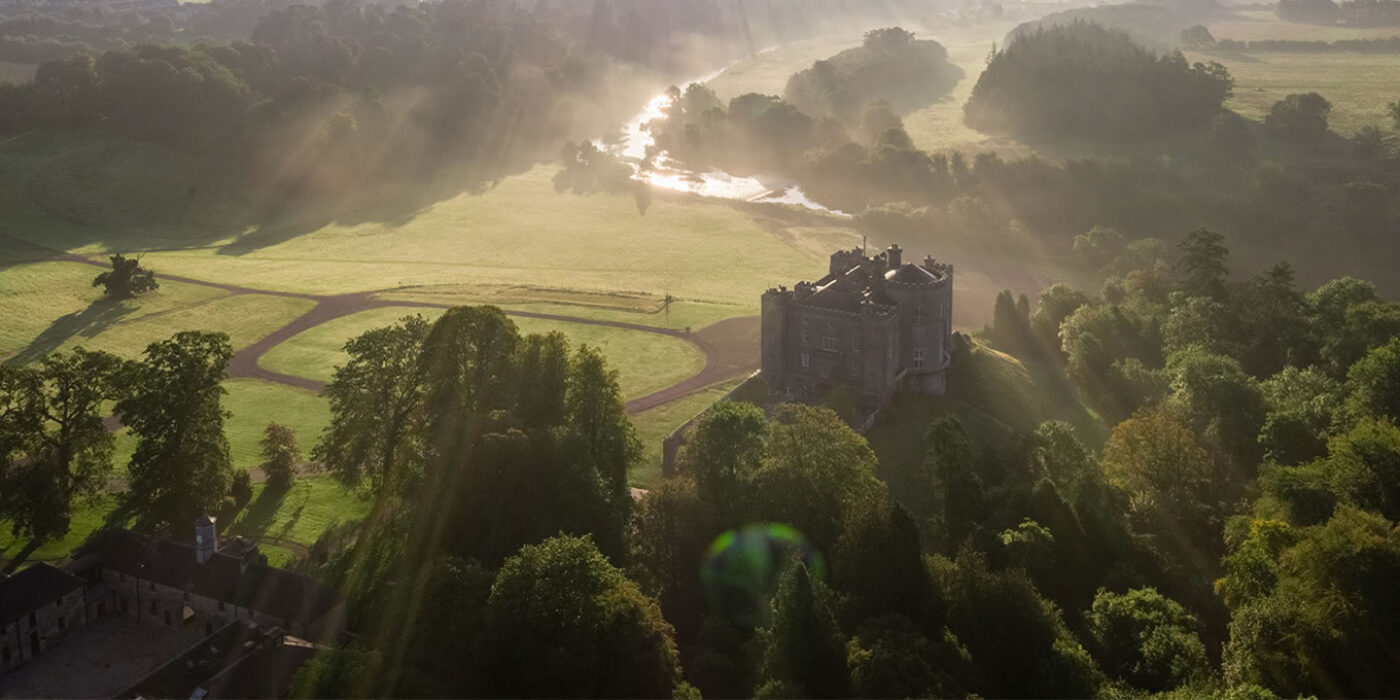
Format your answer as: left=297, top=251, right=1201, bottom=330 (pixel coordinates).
left=761, top=244, right=953, bottom=413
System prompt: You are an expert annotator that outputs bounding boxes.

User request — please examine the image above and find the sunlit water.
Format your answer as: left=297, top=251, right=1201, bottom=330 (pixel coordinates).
left=599, top=63, right=848, bottom=217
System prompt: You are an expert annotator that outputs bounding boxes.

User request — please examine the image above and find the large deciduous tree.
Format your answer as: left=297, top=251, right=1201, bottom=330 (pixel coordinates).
left=0, top=347, right=122, bottom=540
left=680, top=400, right=768, bottom=509
left=117, top=331, right=233, bottom=522
left=314, top=314, right=429, bottom=492
left=259, top=421, right=300, bottom=490
left=92, top=254, right=158, bottom=299
left=483, top=535, right=681, bottom=697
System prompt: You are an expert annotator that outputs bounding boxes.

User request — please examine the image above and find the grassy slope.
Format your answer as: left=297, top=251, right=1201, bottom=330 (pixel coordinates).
left=58, top=294, right=315, bottom=359
left=257, top=306, right=705, bottom=400
left=228, top=475, right=370, bottom=558
left=0, top=262, right=231, bottom=362
left=223, top=379, right=331, bottom=474
left=867, top=339, right=1108, bottom=479
left=1187, top=49, right=1400, bottom=136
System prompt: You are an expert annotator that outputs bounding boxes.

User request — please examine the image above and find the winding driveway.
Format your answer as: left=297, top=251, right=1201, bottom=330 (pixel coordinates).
left=3, top=235, right=759, bottom=414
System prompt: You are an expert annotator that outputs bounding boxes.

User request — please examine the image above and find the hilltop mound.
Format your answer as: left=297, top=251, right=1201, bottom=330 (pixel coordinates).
left=782, top=27, right=962, bottom=123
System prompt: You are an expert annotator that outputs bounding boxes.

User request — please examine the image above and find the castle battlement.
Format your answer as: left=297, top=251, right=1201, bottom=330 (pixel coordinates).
left=760, top=244, right=954, bottom=412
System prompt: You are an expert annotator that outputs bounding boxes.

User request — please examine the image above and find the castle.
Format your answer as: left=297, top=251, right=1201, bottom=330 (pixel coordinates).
left=761, top=244, right=953, bottom=417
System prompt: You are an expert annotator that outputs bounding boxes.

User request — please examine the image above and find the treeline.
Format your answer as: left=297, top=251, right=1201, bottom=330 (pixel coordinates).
left=1213, top=35, right=1400, bottom=51
left=1278, top=0, right=1400, bottom=26
left=0, top=1, right=618, bottom=199
left=979, top=227, right=1400, bottom=696
left=965, top=21, right=1234, bottom=140
left=782, top=27, right=960, bottom=124
left=0, top=331, right=237, bottom=540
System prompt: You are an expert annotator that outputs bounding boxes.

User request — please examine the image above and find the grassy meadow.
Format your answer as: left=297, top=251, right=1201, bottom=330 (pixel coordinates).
left=1208, top=9, right=1400, bottom=41
left=258, top=305, right=706, bottom=400
left=1187, top=49, right=1400, bottom=135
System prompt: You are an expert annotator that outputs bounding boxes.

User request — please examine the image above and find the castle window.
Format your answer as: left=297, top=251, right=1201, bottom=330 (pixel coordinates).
left=800, top=352, right=810, bottom=369
left=915, top=306, right=925, bottom=326
left=851, top=334, right=860, bottom=352
left=822, top=336, right=838, bottom=351
left=849, top=357, right=861, bottom=378
left=914, top=349, right=926, bottom=369
left=799, top=320, right=810, bottom=345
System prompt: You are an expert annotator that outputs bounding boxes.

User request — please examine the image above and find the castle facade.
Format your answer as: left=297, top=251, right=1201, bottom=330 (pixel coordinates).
left=761, top=245, right=953, bottom=414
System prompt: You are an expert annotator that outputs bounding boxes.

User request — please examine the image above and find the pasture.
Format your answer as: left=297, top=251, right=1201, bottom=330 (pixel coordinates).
left=1187, top=49, right=1400, bottom=135
left=257, top=305, right=707, bottom=400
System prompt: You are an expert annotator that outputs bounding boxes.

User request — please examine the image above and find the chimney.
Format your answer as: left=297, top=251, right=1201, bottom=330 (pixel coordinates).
left=195, top=513, right=217, bottom=565
left=887, top=244, right=902, bottom=268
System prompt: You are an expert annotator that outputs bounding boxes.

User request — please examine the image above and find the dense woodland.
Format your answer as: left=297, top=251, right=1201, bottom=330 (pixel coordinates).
left=3, top=0, right=1400, bottom=697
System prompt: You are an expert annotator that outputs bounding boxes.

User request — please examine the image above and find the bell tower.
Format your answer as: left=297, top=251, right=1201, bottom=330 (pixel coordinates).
left=195, top=513, right=217, bottom=564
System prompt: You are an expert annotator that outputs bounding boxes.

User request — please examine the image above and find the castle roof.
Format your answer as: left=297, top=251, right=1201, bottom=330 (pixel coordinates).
left=884, top=263, right=940, bottom=284
left=0, top=562, right=84, bottom=625
left=89, top=530, right=339, bottom=626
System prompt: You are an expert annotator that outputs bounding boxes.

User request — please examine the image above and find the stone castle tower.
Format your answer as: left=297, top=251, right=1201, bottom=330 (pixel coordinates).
left=761, top=244, right=953, bottom=417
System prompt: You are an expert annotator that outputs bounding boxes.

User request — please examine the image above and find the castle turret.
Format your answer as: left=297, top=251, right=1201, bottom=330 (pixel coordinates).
left=887, top=244, right=902, bottom=268
left=195, top=513, right=217, bottom=564
left=761, top=287, right=791, bottom=390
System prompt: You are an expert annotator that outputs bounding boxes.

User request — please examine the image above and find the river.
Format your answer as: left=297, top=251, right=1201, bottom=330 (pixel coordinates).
left=598, top=63, right=849, bottom=217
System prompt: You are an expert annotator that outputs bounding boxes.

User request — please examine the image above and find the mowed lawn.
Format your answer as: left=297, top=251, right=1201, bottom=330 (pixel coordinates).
left=57, top=294, right=315, bottom=359
left=258, top=306, right=706, bottom=400
left=1188, top=50, right=1400, bottom=136
left=228, top=475, right=370, bottom=560
left=629, top=377, right=746, bottom=488
left=0, top=261, right=232, bottom=362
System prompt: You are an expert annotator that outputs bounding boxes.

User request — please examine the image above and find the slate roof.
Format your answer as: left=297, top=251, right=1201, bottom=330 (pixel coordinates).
left=884, top=263, right=940, bottom=284
left=90, top=530, right=339, bottom=626
left=0, top=562, right=84, bottom=625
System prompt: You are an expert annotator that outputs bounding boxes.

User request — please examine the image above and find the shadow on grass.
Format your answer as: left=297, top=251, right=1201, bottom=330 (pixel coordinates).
left=5, top=297, right=134, bottom=366
left=229, top=485, right=290, bottom=542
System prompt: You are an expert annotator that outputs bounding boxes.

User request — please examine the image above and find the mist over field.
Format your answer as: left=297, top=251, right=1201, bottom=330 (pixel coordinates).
left=2, top=0, right=1400, bottom=697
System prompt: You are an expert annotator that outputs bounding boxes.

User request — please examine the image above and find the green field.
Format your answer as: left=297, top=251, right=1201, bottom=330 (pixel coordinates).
left=1208, top=9, right=1400, bottom=41
left=1187, top=50, right=1400, bottom=136
left=0, top=261, right=234, bottom=363
left=0, top=494, right=123, bottom=564
left=629, top=377, right=747, bottom=487
left=257, top=306, right=706, bottom=400
left=223, top=380, right=331, bottom=475
left=59, top=294, right=314, bottom=359
left=229, top=475, right=370, bottom=561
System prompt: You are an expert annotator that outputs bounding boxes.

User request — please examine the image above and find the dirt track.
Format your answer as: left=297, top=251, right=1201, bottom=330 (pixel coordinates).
left=4, top=235, right=759, bottom=413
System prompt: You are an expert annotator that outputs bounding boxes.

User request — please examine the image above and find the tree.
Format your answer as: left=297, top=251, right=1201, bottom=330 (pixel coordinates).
left=755, top=563, right=850, bottom=698
left=92, top=254, right=158, bottom=299
left=1101, top=406, right=1219, bottom=563
left=1175, top=228, right=1229, bottom=300
left=1084, top=587, right=1208, bottom=692
left=1346, top=337, right=1400, bottom=423
left=483, top=535, right=681, bottom=697
left=116, top=331, right=233, bottom=522
left=259, top=421, right=300, bottom=490
left=863, top=26, right=916, bottom=51
left=846, top=615, right=957, bottom=699
left=1264, top=92, right=1331, bottom=146
left=314, top=315, right=428, bottom=491
left=515, top=331, right=570, bottom=429
left=924, top=417, right=986, bottom=553
left=566, top=344, right=641, bottom=501
left=0, top=347, right=122, bottom=540
left=1179, top=25, right=1216, bottom=49
left=680, top=401, right=767, bottom=508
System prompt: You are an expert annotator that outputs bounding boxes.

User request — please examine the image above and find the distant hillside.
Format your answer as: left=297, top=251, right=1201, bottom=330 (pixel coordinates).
left=1006, top=0, right=1223, bottom=49
left=782, top=27, right=962, bottom=124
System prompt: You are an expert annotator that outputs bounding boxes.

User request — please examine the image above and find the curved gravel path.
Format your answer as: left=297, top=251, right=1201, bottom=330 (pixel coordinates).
left=3, top=234, right=758, bottom=413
